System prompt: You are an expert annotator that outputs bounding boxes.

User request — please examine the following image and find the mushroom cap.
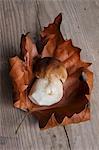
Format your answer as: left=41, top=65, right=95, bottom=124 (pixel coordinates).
left=29, top=57, right=68, bottom=106
left=33, top=57, right=68, bottom=83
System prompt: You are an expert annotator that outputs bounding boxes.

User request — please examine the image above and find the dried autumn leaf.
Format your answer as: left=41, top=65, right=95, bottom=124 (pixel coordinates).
left=9, top=34, right=38, bottom=111
left=9, top=13, right=93, bottom=129
left=40, top=13, right=64, bottom=57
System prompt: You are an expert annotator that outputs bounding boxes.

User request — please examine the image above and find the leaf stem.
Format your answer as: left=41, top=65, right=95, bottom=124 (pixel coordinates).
left=15, top=111, right=31, bottom=134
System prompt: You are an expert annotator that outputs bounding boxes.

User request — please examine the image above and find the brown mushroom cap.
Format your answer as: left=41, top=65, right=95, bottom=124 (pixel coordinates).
left=33, top=57, right=68, bottom=83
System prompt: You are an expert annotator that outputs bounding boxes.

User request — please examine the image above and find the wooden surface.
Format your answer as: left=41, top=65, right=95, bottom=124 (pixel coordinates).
left=0, top=0, right=99, bottom=149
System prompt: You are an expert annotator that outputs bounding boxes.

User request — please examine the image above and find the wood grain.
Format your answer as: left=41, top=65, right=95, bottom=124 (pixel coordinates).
left=0, top=0, right=39, bottom=60
left=0, top=0, right=70, bottom=150
left=37, top=0, right=99, bottom=149
left=0, top=0, right=99, bottom=150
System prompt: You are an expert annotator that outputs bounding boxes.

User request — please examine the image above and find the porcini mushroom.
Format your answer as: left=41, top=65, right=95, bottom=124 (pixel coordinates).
left=29, top=57, right=68, bottom=106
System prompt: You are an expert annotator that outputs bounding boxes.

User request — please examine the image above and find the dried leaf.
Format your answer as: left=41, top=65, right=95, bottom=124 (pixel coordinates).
left=20, top=33, right=38, bottom=66
left=33, top=14, right=93, bottom=128
left=40, top=13, right=64, bottom=57
left=9, top=14, right=93, bottom=129
left=9, top=34, right=38, bottom=111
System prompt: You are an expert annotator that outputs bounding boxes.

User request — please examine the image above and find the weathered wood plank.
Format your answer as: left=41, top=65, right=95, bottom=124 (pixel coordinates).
left=0, top=0, right=70, bottom=150
left=37, top=0, right=99, bottom=149
left=0, top=0, right=99, bottom=150
left=0, top=0, right=39, bottom=60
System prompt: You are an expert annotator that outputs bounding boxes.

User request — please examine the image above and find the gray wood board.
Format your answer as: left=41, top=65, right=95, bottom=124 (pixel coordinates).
left=0, top=0, right=99, bottom=150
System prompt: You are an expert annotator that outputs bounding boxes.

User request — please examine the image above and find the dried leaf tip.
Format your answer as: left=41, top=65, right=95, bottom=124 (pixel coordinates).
left=54, top=13, right=62, bottom=27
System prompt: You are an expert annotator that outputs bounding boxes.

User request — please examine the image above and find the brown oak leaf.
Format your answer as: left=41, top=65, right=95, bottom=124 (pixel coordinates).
left=9, top=13, right=93, bottom=129
left=9, top=34, right=38, bottom=111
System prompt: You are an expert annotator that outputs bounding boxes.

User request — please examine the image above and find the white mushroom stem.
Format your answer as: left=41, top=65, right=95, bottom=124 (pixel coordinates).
left=28, top=76, right=63, bottom=106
